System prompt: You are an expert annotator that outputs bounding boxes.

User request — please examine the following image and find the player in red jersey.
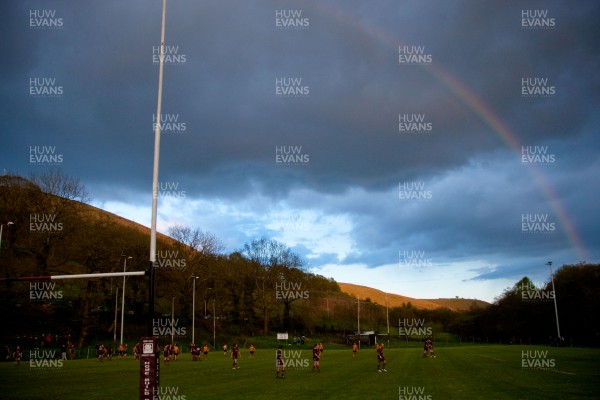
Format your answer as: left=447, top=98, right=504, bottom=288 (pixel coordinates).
left=231, top=343, right=240, bottom=369
left=376, top=343, right=387, bottom=372
left=191, top=345, right=201, bottom=361
left=13, top=346, right=23, bottom=367
left=69, top=344, right=75, bottom=360
left=312, top=344, right=320, bottom=372
left=97, top=344, right=105, bottom=362
left=190, top=344, right=196, bottom=361
left=189, top=342, right=196, bottom=360
left=163, top=343, right=171, bottom=365
left=427, top=339, right=436, bottom=358
left=276, top=345, right=285, bottom=379
left=134, top=342, right=141, bottom=360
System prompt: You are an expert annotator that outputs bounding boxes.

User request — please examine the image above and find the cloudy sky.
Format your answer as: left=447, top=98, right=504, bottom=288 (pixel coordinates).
left=2, top=0, right=599, bottom=302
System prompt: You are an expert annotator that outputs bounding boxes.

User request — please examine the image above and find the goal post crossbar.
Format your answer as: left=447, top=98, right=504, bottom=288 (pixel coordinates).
left=0, top=270, right=148, bottom=282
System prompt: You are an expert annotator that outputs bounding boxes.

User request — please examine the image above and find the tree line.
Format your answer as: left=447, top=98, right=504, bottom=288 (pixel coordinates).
left=1, top=171, right=598, bottom=347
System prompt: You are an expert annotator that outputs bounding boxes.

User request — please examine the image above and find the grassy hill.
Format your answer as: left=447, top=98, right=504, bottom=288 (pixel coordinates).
left=338, top=282, right=490, bottom=311
left=82, top=203, right=491, bottom=312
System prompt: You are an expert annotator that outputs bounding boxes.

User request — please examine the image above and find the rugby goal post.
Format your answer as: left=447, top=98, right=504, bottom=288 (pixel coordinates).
left=0, top=271, right=147, bottom=281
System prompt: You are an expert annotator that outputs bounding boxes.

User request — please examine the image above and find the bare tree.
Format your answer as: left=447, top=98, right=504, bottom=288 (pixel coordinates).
left=242, top=237, right=305, bottom=270
left=168, top=225, right=224, bottom=256
left=242, top=237, right=306, bottom=334
left=22, top=170, right=91, bottom=274
left=29, top=168, right=91, bottom=203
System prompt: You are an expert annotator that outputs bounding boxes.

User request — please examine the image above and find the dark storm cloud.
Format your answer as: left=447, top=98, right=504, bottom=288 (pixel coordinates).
left=1, top=0, right=598, bottom=290
left=3, top=0, right=598, bottom=195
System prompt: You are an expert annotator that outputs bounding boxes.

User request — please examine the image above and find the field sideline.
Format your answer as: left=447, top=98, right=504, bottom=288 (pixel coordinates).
left=0, top=345, right=598, bottom=399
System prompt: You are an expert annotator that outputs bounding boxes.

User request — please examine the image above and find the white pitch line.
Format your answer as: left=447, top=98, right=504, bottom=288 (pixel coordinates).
left=551, top=369, right=576, bottom=375
left=469, top=353, right=504, bottom=361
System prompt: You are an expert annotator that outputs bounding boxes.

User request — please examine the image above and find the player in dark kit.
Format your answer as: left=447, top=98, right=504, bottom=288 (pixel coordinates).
left=189, top=342, right=196, bottom=361
left=231, top=344, right=240, bottom=369
left=426, top=339, right=436, bottom=358
left=97, top=344, right=105, bottom=362
left=134, top=342, right=141, bottom=360
left=376, top=343, right=387, bottom=372
left=275, top=345, right=285, bottom=379
left=163, top=344, right=171, bottom=365
left=312, top=344, right=320, bottom=372
left=423, top=339, right=430, bottom=358
left=13, top=346, right=23, bottom=367
left=191, top=345, right=201, bottom=361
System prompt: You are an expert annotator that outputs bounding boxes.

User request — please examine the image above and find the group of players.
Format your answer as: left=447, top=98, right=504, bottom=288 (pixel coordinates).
left=10, top=342, right=77, bottom=367
left=189, top=343, right=210, bottom=361
left=95, top=343, right=129, bottom=362
left=53, top=337, right=435, bottom=376
left=351, top=341, right=388, bottom=372
left=162, top=343, right=182, bottom=365
left=151, top=339, right=405, bottom=376
left=276, top=342, right=324, bottom=378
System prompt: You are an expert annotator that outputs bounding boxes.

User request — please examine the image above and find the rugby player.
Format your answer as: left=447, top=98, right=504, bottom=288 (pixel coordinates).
left=312, top=344, right=320, bottom=372
left=231, top=343, right=240, bottom=369
left=276, top=345, right=285, bottom=379
left=377, top=343, right=387, bottom=372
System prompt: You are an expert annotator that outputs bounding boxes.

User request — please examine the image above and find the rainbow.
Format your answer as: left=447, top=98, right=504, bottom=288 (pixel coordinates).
left=308, top=3, right=588, bottom=262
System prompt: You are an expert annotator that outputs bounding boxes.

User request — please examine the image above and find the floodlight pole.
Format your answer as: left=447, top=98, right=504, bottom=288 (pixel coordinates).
left=358, top=296, right=360, bottom=334
left=114, top=285, right=119, bottom=343
left=213, top=299, right=216, bottom=350
left=547, top=261, right=561, bottom=340
left=171, top=296, right=175, bottom=344
left=357, top=296, right=360, bottom=348
left=191, top=276, right=198, bottom=344
left=0, top=222, right=15, bottom=254
left=386, top=293, right=390, bottom=347
left=148, top=0, right=167, bottom=337
left=121, top=256, right=132, bottom=345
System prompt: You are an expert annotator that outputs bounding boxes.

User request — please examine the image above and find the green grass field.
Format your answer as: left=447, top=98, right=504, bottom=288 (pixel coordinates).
left=1, top=345, right=598, bottom=399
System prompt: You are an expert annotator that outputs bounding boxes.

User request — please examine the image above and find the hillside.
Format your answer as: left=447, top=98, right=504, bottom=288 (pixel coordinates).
left=86, top=202, right=489, bottom=313
left=78, top=201, right=175, bottom=244
left=338, top=282, right=490, bottom=311
left=67, top=203, right=491, bottom=313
